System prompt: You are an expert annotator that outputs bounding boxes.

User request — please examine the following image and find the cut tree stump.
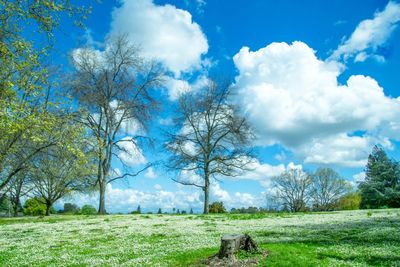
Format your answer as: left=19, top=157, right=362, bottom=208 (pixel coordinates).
left=218, top=234, right=259, bottom=259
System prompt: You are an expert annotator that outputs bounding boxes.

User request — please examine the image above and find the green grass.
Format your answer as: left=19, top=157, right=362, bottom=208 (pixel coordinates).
left=0, top=209, right=399, bottom=266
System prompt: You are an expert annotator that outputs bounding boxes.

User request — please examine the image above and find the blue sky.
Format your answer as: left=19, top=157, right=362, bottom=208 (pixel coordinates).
left=53, top=0, right=400, bottom=213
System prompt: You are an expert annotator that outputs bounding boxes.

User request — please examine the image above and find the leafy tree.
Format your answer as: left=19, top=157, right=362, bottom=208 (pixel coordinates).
left=273, top=168, right=312, bottom=212
left=69, top=35, right=163, bottom=214
left=209, top=201, right=226, bottom=213
left=337, top=192, right=361, bottom=210
left=0, top=0, right=91, bottom=192
left=359, top=146, right=400, bottom=208
left=30, top=122, right=96, bottom=216
left=310, top=168, right=352, bottom=211
left=63, top=203, right=80, bottom=214
left=166, top=79, right=255, bottom=214
left=80, top=204, right=97, bottom=215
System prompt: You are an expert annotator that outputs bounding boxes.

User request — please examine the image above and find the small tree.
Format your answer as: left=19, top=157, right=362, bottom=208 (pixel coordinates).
left=310, top=168, right=351, bottom=211
left=209, top=201, right=226, bottom=213
left=157, top=208, right=162, bottom=214
left=337, top=192, right=361, bottom=210
left=273, top=168, right=312, bottom=212
left=166, top=79, right=255, bottom=214
left=190, top=208, right=194, bottom=214
left=63, top=203, right=80, bottom=214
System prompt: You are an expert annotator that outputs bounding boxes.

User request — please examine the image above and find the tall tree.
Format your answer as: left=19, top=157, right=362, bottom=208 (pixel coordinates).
left=273, top=168, right=312, bottom=212
left=0, top=1, right=90, bottom=191
left=359, top=146, right=400, bottom=208
left=7, top=170, right=32, bottom=217
left=69, top=35, right=163, bottom=214
left=310, top=168, right=351, bottom=211
left=166, top=80, right=254, bottom=214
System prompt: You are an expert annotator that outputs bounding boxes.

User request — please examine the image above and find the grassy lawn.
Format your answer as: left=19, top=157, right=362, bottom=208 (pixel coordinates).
left=0, top=209, right=399, bottom=266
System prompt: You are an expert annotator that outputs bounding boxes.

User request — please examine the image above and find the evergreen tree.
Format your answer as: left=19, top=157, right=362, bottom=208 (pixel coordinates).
left=190, top=208, right=194, bottom=214
left=359, top=146, right=400, bottom=208
left=137, top=205, right=141, bottom=214
left=157, top=208, right=162, bottom=214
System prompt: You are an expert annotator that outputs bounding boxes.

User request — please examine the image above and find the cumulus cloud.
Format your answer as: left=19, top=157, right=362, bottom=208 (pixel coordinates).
left=145, top=167, right=157, bottom=179
left=233, top=41, right=400, bottom=166
left=330, top=1, right=400, bottom=62
left=110, top=0, right=208, bottom=76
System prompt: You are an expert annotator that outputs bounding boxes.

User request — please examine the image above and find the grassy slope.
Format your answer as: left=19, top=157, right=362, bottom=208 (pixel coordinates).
left=0, top=209, right=399, bottom=266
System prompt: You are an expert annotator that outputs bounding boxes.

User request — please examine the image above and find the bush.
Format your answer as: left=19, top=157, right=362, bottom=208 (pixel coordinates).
left=80, top=204, right=97, bottom=215
left=209, top=201, right=226, bottom=213
left=336, top=192, right=361, bottom=210
left=23, top=197, right=47, bottom=216
left=63, top=203, right=80, bottom=214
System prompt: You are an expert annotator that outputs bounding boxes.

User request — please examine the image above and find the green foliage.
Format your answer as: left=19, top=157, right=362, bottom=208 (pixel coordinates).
left=336, top=192, right=361, bottom=210
left=63, top=203, right=80, bottom=214
left=131, top=205, right=141, bottom=214
left=79, top=205, right=97, bottom=215
left=157, top=208, right=162, bottom=214
left=0, top=195, right=12, bottom=214
left=23, top=197, right=52, bottom=216
left=208, top=201, right=226, bottom=213
left=360, top=146, right=400, bottom=208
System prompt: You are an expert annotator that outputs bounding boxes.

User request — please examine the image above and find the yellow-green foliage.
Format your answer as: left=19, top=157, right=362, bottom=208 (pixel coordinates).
left=337, top=192, right=361, bottom=210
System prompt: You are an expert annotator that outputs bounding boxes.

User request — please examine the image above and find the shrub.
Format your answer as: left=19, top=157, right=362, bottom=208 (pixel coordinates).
left=63, top=203, right=80, bottom=214
left=80, top=204, right=97, bottom=215
left=336, top=192, right=361, bottom=210
left=23, top=197, right=47, bottom=216
left=209, top=201, right=226, bottom=213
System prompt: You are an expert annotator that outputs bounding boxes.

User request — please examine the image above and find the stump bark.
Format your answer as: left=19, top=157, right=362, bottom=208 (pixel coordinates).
left=218, top=234, right=258, bottom=259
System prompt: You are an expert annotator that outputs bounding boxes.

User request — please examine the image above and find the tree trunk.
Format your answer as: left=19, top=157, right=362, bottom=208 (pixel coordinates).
left=98, top=181, right=107, bottom=214
left=203, top=178, right=210, bottom=214
left=45, top=202, right=52, bottom=216
left=218, top=234, right=258, bottom=259
left=13, top=195, right=20, bottom=217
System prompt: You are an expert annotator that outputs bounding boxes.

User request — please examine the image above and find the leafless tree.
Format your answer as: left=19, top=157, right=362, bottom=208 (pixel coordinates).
left=310, top=168, right=351, bottom=211
left=166, top=79, right=255, bottom=214
left=273, top=168, right=312, bottom=212
left=69, top=35, right=164, bottom=214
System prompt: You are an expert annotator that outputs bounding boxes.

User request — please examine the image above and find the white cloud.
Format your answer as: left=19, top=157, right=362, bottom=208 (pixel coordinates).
left=110, top=0, right=208, bottom=76
left=117, top=137, right=147, bottom=167
left=154, top=184, right=162, bottom=190
left=330, top=1, right=400, bottom=62
left=145, top=167, right=157, bottom=179
left=233, top=41, right=400, bottom=166
left=165, top=75, right=210, bottom=100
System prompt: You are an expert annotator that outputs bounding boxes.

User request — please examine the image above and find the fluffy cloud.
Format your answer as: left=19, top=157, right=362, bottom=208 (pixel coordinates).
left=233, top=41, right=400, bottom=166
left=110, top=0, right=208, bottom=76
left=330, top=1, right=400, bottom=62
left=117, top=137, right=147, bottom=167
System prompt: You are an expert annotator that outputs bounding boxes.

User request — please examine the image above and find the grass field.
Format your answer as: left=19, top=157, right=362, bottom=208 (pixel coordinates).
left=0, top=209, right=399, bottom=266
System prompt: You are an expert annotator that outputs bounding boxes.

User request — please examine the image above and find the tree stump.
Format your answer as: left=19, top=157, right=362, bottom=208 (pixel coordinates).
left=218, top=234, right=258, bottom=259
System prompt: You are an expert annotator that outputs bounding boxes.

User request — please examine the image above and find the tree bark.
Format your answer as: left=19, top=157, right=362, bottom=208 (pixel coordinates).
left=13, top=195, right=20, bottom=217
left=45, top=202, right=52, bottom=216
left=203, top=177, right=210, bottom=214
left=98, top=181, right=107, bottom=214
left=218, top=234, right=258, bottom=259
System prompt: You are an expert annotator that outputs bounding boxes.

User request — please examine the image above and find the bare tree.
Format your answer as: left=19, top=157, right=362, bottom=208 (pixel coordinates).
left=273, top=168, right=312, bottom=212
left=310, top=168, right=351, bottom=211
left=69, top=35, right=163, bottom=214
left=166, top=79, right=255, bottom=214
